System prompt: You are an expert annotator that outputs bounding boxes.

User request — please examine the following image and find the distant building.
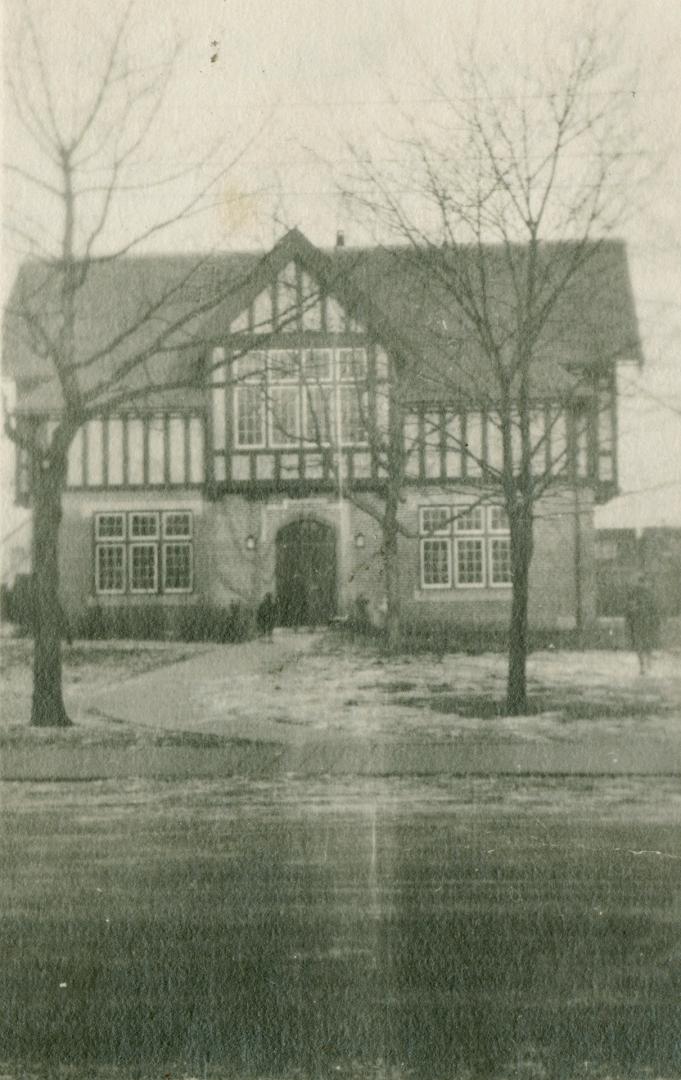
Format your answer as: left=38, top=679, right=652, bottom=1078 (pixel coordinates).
left=4, top=228, right=642, bottom=632
left=595, top=527, right=681, bottom=618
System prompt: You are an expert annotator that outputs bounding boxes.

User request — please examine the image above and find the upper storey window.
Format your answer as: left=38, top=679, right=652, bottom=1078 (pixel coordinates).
left=230, top=347, right=368, bottom=450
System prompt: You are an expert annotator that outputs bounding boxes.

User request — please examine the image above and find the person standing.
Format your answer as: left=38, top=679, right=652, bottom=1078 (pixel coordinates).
left=256, top=592, right=278, bottom=641
left=625, top=573, right=660, bottom=675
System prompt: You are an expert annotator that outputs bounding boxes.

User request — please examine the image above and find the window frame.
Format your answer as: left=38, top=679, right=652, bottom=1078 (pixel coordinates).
left=269, top=348, right=301, bottom=383
left=95, top=543, right=126, bottom=595
left=303, top=382, right=334, bottom=446
left=128, top=541, right=159, bottom=595
left=162, top=541, right=194, bottom=594
left=417, top=500, right=512, bottom=591
left=488, top=505, right=510, bottom=533
left=94, top=510, right=194, bottom=597
left=453, top=535, right=486, bottom=589
left=95, top=512, right=126, bottom=541
left=235, top=350, right=266, bottom=382
left=268, top=383, right=301, bottom=448
left=337, top=346, right=367, bottom=382
left=488, top=535, right=512, bottom=587
left=162, top=511, right=193, bottom=539
left=129, top=511, right=160, bottom=540
left=420, top=536, right=452, bottom=590
left=303, top=347, right=333, bottom=383
left=419, top=505, right=451, bottom=537
left=338, top=384, right=369, bottom=447
left=234, top=383, right=266, bottom=449
left=454, top=504, right=485, bottom=535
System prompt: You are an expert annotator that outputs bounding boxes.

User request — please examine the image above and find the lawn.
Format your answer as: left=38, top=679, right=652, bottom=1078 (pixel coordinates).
left=1, top=775, right=680, bottom=1080
left=2, top=633, right=680, bottom=748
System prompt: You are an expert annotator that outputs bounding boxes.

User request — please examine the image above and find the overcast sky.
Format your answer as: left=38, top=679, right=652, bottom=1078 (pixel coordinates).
left=2, top=0, right=680, bottom=548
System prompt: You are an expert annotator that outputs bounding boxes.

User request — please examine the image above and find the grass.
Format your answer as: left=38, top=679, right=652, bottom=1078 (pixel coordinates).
left=2, top=634, right=680, bottom=762
left=1, top=776, right=680, bottom=1080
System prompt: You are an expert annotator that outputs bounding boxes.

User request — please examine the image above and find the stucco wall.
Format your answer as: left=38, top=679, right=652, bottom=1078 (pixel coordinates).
left=57, top=483, right=596, bottom=633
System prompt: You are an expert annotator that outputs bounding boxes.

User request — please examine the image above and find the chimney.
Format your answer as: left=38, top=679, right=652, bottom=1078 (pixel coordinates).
left=335, top=230, right=345, bottom=248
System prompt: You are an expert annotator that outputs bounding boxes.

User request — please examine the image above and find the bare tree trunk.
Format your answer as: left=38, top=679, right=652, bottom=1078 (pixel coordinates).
left=382, top=365, right=405, bottom=654
left=382, top=494, right=402, bottom=654
left=30, top=463, right=71, bottom=728
left=506, top=506, right=533, bottom=715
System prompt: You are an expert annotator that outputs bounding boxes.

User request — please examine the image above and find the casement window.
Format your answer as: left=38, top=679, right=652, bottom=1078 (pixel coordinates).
left=129, top=543, right=158, bottom=593
left=487, top=505, right=512, bottom=586
left=304, top=348, right=333, bottom=383
left=96, top=513, right=126, bottom=540
left=419, top=506, right=452, bottom=588
left=455, top=538, right=485, bottom=587
left=304, top=384, right=334, bottom=444
left=235, top=351, right=267, bottom=381
left=418, top=502, right=511, bottom=590
left=229, top=346, right=370, bottom=455
left=128, top=512, right=159, bottom=594
left=235, top=385, right=265, bottom=447
left=339, top=386, right=368, bottom=444
left=421, top=538, right=452, bottom=587
left=94, top=511, right=193, bottom=595
left=453, top=504, right=484, bottom=588
left=489, top=537, right=512, bottom=585
left=269, top=349, right=301, bottom=382
left=161, top=511, right=193, bottom=592
left=338, top=347, right=367, bottom=382
left=94, top=513, right=127, bottom=594
left=419, top=506, right=451, bottom=589
left=420, top=506, right=451, bottom=536
left=270, top=385, right=300, bottom=446
left=96, top=544, right=126, bottom=594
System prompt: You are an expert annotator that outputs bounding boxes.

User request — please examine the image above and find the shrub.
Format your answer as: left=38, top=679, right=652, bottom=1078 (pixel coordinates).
left=73, top=601, right=256, bottom=643
left=1, top=574, right=34, bottom=632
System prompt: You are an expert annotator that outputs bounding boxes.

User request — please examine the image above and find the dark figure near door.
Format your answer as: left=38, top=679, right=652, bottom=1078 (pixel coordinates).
left=625, top=573, right=660, bottom=675
left=257, top=592, right=278, bottom=640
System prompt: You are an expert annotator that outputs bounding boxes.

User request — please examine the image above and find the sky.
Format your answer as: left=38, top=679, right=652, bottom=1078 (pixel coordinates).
left=2, top=0, right=681, bottom=559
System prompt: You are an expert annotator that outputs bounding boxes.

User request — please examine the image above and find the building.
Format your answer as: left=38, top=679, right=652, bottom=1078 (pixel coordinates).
left=4, top=228, right=642, bottom=634
left=595, top=527, right=681, bottom=618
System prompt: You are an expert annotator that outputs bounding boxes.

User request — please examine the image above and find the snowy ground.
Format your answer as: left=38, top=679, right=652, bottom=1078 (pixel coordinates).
left=197, top=633, right=681, bottom=743
left=1, top=632, right=680, bottom=750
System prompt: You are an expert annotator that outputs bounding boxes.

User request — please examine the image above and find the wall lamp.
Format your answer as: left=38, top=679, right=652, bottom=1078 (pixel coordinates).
left=245, top=534, right=257, bottom=551
left=354, top=532, right=366, bottom=549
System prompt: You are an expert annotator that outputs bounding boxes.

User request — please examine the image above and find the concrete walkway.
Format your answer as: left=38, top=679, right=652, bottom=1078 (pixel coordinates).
left=61, top=631, right=681, bottom=779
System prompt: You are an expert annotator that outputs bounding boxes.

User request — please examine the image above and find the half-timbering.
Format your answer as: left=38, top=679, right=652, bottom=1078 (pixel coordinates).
left=5, top=228, right=642, bottom=631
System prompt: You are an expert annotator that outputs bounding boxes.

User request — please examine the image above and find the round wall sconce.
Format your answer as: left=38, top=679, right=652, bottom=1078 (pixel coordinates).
left=354, top=532, right=366, bottom=549
left=245, top=534, right=257, bottom=551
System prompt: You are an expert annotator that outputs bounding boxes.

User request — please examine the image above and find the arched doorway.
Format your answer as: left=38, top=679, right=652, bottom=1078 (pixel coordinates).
left=275, top=518, right=337, bottom=627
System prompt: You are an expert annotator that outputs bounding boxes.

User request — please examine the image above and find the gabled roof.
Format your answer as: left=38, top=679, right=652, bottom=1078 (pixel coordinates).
left=4, top=227, right=643, bottom=413
left=327, top=238, right=642, bottom=402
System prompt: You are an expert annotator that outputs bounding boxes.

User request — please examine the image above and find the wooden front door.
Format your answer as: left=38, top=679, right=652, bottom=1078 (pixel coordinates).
left=275, top=518, right=337, bottom=627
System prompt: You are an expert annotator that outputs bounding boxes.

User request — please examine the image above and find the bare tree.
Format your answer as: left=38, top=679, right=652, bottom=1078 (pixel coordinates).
left=300, top=334, right=408, bottom=650
left=342, top=26, right=642, bottom=711
left=2, top=2, right=273, bottom=726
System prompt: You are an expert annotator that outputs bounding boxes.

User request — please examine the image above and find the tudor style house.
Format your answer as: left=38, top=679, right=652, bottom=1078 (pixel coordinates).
left=5, top=228, right=642, bottom=632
